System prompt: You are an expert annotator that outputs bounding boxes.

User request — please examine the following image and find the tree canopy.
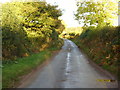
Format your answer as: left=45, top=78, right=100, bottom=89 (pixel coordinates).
left=2, top=1, right=65, bottom=60
left=75, top=0, right=118, bottom=27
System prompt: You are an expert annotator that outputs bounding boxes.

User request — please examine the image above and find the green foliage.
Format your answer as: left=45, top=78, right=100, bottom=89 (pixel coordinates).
left=61, top=27, right=83, bottom=39
left=2, top=49, right=51, bottom=88
left=2, top=1, right=65, bottom=60
left=75, top=0, right=118, bottom=27
left=72, top=26, right=120, bottom=79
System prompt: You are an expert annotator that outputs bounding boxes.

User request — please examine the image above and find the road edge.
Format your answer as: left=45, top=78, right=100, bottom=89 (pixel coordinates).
left=79, top=48, right=118, bottom=87
left=17, top=50, right=60, bottom=88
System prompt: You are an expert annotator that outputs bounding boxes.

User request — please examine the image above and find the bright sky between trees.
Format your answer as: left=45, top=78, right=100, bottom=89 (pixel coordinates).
left=0, top=0, right=81, bottom=27
left=0, top=0, right=118, bottom=27
left=45, top=0, right=81, bottom=27
left=0, top=0, right=11, bottom=3
left=44, top=0, right=118, bottom=27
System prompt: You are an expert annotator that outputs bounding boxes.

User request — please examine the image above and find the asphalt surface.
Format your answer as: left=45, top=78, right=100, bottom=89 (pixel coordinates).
left=19, top=39, right=118, bottom=88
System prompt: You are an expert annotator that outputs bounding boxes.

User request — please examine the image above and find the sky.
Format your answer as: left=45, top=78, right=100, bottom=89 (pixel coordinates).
left=44, top=0, right=82, bottom=27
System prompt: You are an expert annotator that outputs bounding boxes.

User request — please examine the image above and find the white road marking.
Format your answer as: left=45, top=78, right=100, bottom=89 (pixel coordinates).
left=63, top=52, right=72, bottom=88
left=65, top=52, right=71, bottom=76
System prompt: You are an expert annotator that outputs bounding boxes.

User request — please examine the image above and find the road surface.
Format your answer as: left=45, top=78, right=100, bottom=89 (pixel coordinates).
left=19, top=39, right=118, bottom=88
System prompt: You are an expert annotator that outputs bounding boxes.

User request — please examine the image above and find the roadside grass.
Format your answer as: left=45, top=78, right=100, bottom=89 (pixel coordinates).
left=2, top=48, right=59, bottom=88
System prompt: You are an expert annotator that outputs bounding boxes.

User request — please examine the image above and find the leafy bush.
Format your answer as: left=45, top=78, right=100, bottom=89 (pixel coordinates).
left=72, top=26, right=120, bottom=79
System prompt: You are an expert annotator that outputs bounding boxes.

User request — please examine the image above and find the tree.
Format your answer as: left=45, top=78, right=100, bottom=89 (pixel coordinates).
left=2, top=1, right=65, bottom=60
left=22, top=2, right=64, bottom=42
left=75, top=0, right=118, bottom=27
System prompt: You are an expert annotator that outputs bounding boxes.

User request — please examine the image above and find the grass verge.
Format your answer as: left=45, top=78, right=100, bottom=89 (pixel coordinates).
left=2, top=47, right=60, bottom=88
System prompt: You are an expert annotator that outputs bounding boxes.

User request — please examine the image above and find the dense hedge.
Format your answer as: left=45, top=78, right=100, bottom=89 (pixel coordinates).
left=72, top=26, right=120, bottom=79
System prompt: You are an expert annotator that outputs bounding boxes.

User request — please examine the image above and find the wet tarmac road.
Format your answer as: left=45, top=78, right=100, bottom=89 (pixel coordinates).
left=19, top=39, right=118, bottom=88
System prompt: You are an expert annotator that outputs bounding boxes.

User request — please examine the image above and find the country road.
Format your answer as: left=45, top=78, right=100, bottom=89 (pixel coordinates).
left=18, top=39, right=118, bottom=88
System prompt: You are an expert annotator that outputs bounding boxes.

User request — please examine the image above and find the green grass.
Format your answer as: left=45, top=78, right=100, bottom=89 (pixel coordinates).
left=2, top=48, right=58, bottom=88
